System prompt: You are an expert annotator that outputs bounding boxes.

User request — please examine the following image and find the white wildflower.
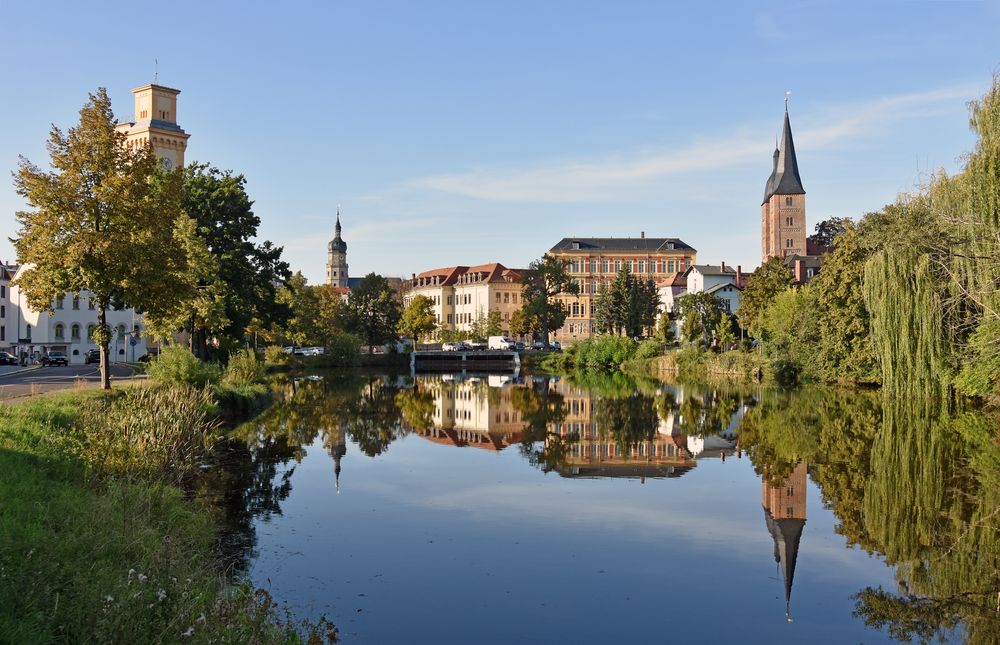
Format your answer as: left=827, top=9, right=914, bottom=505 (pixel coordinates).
left=138, top=573, right=148, bottom=583
left=156, top=589, right=167, bottom=602
left=197, top=613, right=206, bottom=624
left=181, top=627, right=195, bottom=637
left=104, top=595, right=114, bottom=603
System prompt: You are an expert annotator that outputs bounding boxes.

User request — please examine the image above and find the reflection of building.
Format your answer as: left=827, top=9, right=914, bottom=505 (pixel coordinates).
left=762, top=461, right=807, bottom=620
left=547, top=236, right=696, bottom=342
left=549, top=381, right=696, bottom=479
left=408, top=377, right=524, bottom=451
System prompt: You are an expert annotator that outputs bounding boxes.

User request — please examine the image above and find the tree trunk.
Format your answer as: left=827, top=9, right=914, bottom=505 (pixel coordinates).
left=99, top=307, right=110, bottom=390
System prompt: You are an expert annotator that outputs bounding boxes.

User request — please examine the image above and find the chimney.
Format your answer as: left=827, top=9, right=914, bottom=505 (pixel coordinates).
left=736, top=265, right=743, bottom=287
left=794, top=259, right=804, bottom=283
left=721, top=261, right=726, bottom=273
left=640, top=231, right=645, bottom=239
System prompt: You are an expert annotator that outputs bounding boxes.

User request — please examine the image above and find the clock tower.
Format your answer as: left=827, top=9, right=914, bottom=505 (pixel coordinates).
left=115, top=84, right=190, bottom=170
left=326, top=208, right=349, bottom=287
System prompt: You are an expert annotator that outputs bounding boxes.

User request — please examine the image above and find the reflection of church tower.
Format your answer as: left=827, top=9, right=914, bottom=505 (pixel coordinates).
left=326, top=427, right=347, bottom=494
left=326, top=208, right=349, bottom=287
left=762, top=461, right=807, bottom=621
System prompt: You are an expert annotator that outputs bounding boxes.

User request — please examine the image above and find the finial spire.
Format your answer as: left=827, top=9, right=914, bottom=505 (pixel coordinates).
left=154, top=58, right=158, bottom=84
left=785, top=90, right=791, bottom=112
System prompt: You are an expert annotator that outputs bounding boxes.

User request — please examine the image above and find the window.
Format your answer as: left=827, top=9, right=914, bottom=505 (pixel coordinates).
left=786, top=487, right=794, bottom=496
left=601, top=260, right=609, bottom=273
left=614, top=260, right=621, bottom=272
left=786, top=238, right=793, bottom=248
left=88, top=299, right=95, bottom=310
left=54, top=323, right=65, bottom=340
left=71, top=324, right=80, bottom=341
left=55, top=296, right=64, bottom=310
left=512, top=293, right=517, bottom=304
left=117, top=325, right=126, bottom=340
left=667, top=260, right=675, bottom=273
left=504, top=293, right=509, bottom=304
left=87, top=324, right=95, bottom=341
left=0, top=305, right=4, bottom=318
left=638, top=261, right=645, bottom=274
left=26, top=324, right=31, bottom=340
left=1, top=285, right=5, bottom=298
left=72, top=296, right=80, bottom=310
left=496, top=293, right=501, bottom=303
left=786, top=216, right=793, bottom=226
left=447, top=314, right=453, bottom=324
left=787, top=506, right=795, bottom=517
left=1, top=326, right=4, bottom=342
left=447, top=295, right=452, bottom=305
left=785, top=196, right=793, bottom=206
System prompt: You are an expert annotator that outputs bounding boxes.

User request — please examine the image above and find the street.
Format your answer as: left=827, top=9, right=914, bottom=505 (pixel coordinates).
left=0, top=363, right=139, bottom=401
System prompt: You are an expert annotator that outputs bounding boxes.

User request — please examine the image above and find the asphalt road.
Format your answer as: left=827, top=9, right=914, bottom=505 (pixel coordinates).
left=0, top=363, right=138, bottom=401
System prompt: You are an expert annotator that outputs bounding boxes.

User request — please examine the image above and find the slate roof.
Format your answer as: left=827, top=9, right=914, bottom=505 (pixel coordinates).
left=762, top=110, right=806, bottom=205
left=685, top=264, right=737, bottom=277
left=549, top=237, right=695, bottom=253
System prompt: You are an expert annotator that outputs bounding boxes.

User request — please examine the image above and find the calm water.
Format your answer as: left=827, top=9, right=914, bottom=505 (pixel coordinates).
left=200, top=372, right=1000, bottom=644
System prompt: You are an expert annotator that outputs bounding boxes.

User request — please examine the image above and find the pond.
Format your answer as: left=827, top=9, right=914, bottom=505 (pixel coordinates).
left=198, top=372, right=1000, bottom=644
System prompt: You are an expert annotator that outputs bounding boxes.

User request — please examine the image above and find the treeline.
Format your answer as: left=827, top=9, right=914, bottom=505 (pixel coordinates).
left=738, top=76, right=1000, bottom=403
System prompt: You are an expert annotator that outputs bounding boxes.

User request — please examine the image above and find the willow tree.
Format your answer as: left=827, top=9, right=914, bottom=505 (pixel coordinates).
left=13, top=88, right=198, bottom=389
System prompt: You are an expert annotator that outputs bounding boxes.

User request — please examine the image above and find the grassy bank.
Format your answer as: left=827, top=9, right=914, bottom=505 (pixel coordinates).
left=0, top=387, right=334, bottom=643
left=625, top=347, right=774, bottom=383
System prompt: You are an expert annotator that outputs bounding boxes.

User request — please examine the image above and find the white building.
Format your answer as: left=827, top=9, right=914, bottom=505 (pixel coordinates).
left=681, top=263, right=745, bottom=313
left=402, top=263, right=525, bottom=337
left=6, top=264, right=149, bottom=364
left=1, top=263, right=14, bottom=351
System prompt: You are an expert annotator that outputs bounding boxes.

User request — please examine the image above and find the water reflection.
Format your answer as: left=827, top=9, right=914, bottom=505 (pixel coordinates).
left=206, top=372, right=999, bottom=643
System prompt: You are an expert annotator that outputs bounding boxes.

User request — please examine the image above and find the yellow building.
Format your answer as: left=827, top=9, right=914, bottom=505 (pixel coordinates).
left=547, top=235, right=696, bottom=342
left=402, top=263, right=524, bottom=336
left=115, top=84, right=190, bottom=170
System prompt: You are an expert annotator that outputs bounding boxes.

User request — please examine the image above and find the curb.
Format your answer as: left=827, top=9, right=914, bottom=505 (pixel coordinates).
left=0, top=365, right=43, bottom=381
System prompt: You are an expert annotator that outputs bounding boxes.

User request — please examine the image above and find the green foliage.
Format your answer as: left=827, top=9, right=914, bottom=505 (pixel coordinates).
left=676, top=291, right=726, bottom=348
left=344, top=273, right=402, bottom=352
left=714, top=313, right=737, bottom=352
left=569, top=335, right=638, bottom=370
left=756, top=287, right=819, bottom=376
left=634, top=338, right=666, bottom=360
left=398, top=294, right=437, bottom=343
left=264, top=345, right=290, bottom=366
left=485, top=309, right=504, bottom=337
left=592, top=265, right=659, bottom=338
left=738, top=256, right=794, bottom=337
left=654, top=313, right=676, bottom=344
left=808, top=216, right=853, bottom=247
left=223, top=348, right=265, bottom=386
left=954, top=317, right=1000, bottom=399
left=76, top=385, right=219, bottom=482
left=522, top=254, right=578, bottom=344
left=147, top=346, right=222, bottom=388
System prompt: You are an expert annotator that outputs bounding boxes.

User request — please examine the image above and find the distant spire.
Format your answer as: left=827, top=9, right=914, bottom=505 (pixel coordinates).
left=335, top=205, right=342, bottom=238
left=762, top=101, right=806, bottom=205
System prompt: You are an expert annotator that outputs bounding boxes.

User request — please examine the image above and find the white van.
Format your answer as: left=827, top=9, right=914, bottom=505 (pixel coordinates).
left=488, top=336, right=517, bottom=350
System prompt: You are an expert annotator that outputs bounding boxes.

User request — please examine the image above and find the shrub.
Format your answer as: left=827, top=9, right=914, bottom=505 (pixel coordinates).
left=78, top=384, right=219, bottom=482
left=213, top=383, right=272, bottom=422
left=634, top=339, right=666, bottom=360
left=263, top=345, right=289, bottom=366
left=147, top=346, right=221, bottom=388
left=574, top=335, right=637, bottom=370
left=224, top=348, right=265, bottom=386
left=306, top=333, right=361, bottom=368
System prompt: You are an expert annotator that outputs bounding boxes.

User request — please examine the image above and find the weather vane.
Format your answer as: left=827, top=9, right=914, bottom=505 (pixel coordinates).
left=785, top=90, right=791, bottom=110
left=154, top=58, right=158, bottom=84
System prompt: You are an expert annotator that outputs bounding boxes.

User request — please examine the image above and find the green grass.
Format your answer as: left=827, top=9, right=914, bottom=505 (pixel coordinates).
left=0, top=391, right=336, bottom=643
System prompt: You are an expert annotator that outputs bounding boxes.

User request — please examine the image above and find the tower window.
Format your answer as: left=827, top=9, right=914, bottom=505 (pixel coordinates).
left=786, top=239, right=793, bottom=248
left=786, top=217, right=793, bottom=226
left=785, top=196, right=793, bottom=206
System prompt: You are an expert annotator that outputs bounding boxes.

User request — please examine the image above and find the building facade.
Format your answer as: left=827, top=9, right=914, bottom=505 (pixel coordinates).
left=0, top=263, right=13, bottom=350
left=548, top=235, right=696, bottom=342
left=761, top=107, right=807, bottom=263
left=326, top=208, right=349, bottom=288
left=115, top=84, right=190, bottom=171
left=402, top=263, right=524, bottom=336
left=6, top=265, right=148, bottom=364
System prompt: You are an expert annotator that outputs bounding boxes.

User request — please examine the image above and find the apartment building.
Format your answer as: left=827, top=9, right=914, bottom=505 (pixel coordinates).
left=402, top=263, right=524, bottom=336
left=547, top=235, right=696, bottom=342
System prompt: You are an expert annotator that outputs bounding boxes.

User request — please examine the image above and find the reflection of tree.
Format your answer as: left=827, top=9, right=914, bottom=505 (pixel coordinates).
left=739, top=387, right=1000, bottom=643
left=395, top=383, right=436, bottom=433
left=345, top=378, right=407, bottom=457
left=510, top=379, right=571, bottom=472
left=594, top=392, right=658, bottom=454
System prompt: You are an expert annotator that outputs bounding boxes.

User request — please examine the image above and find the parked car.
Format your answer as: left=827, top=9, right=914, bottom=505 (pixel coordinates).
left=467, top=340, right=487, bottom=351
left=84, top=349, right=101, bottom=364
left=442, top=342, right=464, bottom=352
left=514, top=341, right=525, bottom=352
left=0, top=351, right=17, bottom=365
left=41, top=351, right=69, bottom=367
left=531, top=340, right=562, bottom=351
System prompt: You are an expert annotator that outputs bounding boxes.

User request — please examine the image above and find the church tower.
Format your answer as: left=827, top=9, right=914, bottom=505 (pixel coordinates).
left=115, top=84, right=190, bottom=171
left=326, top=208, right=349, bottom=287
left=761, top=104, right=806, bottom=263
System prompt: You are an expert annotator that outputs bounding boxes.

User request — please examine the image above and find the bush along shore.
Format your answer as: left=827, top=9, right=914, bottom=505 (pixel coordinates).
left=0, top=347, right=338, bottom=644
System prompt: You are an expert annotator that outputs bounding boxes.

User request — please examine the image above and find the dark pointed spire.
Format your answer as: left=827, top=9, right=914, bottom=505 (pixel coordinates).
left=335, top=205, right=342, bottom=238
left=762, top=107, right=806, bottom=205
left=329, top=206, right=347, bottom=252
left=764, top=511, right=805, bottom=620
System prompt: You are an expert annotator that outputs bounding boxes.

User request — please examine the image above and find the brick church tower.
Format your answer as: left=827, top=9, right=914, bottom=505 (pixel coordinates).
left=761, top=105, right=806, bottom=263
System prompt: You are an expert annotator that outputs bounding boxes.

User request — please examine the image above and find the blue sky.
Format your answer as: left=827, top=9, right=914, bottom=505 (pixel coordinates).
left=1, top=1, right=998, bottom=283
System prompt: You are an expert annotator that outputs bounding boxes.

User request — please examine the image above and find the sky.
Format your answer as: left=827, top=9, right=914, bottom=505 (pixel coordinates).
left=1, top=1, right=998, bottom=283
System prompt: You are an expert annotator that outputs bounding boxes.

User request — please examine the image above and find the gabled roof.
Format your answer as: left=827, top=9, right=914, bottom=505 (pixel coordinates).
left=705, top=283, right=741, bottom=295
left=413, top=266, right=469, bottom=286
left=549, top=237, right=695, bottom=253
left=655, top=272, right=688, bottom=289
left=762, top=109, right=806, bottom=205
left=685, top=264, right=737, bottom=277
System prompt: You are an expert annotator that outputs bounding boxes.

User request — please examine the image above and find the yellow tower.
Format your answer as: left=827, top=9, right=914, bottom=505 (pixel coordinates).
left=115, top=84, right=190, bottom=170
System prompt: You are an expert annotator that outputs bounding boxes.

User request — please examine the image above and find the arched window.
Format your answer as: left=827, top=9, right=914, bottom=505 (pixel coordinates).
left=87, top=324, right=96, bottom=341
left=71, top=324, right=80, bottom=341
left=116, top=324, right=126, bottom=340
left=54, top=323, right=65, bottom=340
left=785, top=196, right=793, bottom=206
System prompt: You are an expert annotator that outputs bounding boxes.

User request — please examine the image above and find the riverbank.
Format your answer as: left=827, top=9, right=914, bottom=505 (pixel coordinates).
left=0, top=386, right=335, bottom=643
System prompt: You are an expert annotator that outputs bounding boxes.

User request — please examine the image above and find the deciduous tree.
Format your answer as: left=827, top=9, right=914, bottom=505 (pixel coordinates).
left=398, top=295, right=437, bottom=345
left=344, top=273, right=402, bottom=353
left=521, top=254, right=578, bottom=346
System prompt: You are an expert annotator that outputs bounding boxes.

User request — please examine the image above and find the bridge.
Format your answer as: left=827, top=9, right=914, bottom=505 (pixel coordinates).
left=411, top=350, right=520, bottom=374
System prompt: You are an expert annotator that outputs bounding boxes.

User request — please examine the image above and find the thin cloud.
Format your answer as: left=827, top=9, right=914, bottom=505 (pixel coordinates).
left=411, top=84, right=979, bottom=204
